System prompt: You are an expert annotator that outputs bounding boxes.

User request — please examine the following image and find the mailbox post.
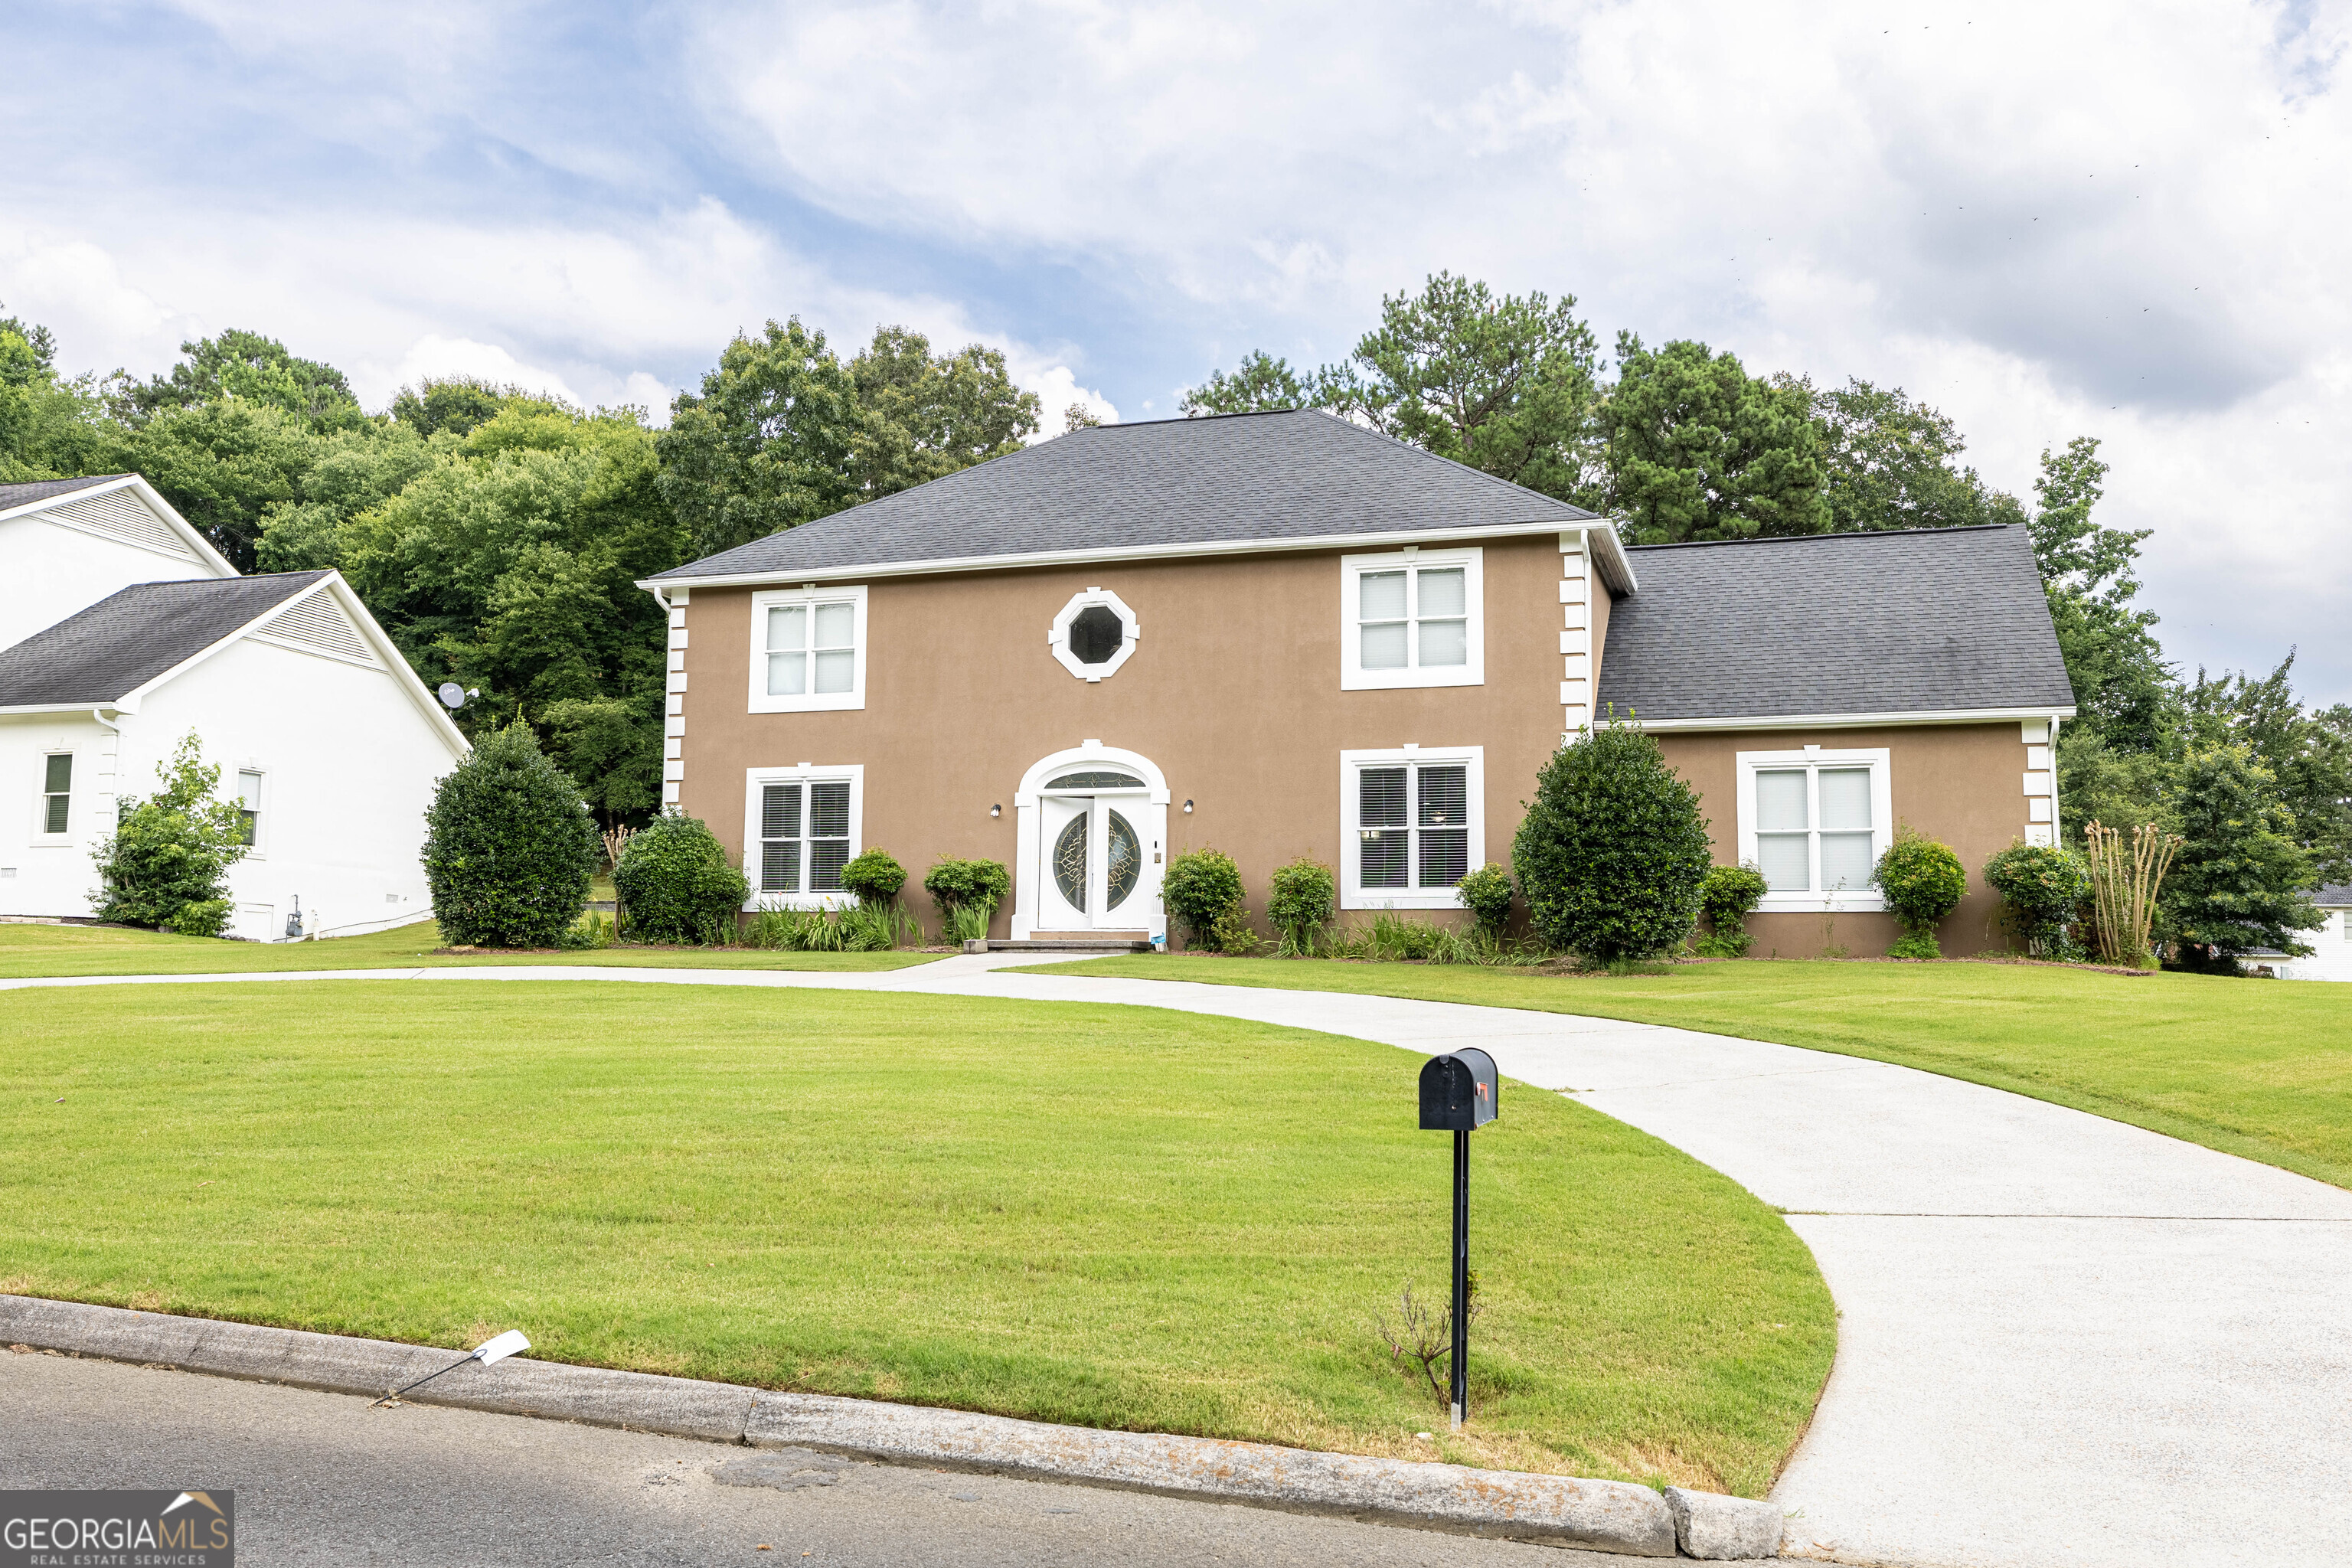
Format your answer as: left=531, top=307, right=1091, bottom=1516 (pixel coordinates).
left=1417, top=1047, right=1498, bottom=1430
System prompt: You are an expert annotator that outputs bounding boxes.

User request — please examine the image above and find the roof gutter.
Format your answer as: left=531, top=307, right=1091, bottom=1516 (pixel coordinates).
left=1623, top=704, right=2077, bottom=733
left=640, top=517, right=1635, bottom=597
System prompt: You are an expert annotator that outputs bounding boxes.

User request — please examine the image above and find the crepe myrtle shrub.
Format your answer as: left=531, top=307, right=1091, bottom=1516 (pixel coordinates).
left=422, top=722, right=599, bottom=947
left=1512, top=718, right=1713, bottom=963
left=1982, top=839, right=2092, bottom=959
left=1455, top=863, right=1515, bottom=944
left=89, top=730, right=250, bottom=937
left=1694, top=862, right=1769, bottom=958
left=613, top=812, right=753, bottom=945
left=839, top=848, right=907, bottom=906
left=1161, top=847, right=1246, bottom=951
left=1873, top=826, right=1968, bottom=959
left=1266, top=857, right=1337, bottom=955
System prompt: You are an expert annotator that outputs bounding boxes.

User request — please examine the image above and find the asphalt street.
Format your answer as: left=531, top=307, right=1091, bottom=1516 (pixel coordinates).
left=1, top=1350, right=1624, bottom=1568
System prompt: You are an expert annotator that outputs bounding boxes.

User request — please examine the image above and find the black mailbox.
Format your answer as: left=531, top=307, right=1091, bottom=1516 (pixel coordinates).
left=1419, top=1048, right=1499, bottom=1131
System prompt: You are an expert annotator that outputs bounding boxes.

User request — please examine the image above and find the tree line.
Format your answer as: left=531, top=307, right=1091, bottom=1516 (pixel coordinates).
left=4, top=277, right=2343, bottom=961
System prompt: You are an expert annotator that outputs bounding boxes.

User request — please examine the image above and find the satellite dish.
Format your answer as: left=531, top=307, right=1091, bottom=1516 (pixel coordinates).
left=437, top=682, right=466, bottom=710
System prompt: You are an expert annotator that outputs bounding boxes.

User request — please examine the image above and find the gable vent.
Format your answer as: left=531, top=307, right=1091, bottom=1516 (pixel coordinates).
left=38, top=488, right=200, bottom=564
left=249, top=593, right=380, bottom=666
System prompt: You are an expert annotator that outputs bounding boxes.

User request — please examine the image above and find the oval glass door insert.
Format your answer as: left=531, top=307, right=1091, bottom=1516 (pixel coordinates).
left=1053, top=812, right=1089, bottom=913
left=1106, top=809, right=1140, bottom=910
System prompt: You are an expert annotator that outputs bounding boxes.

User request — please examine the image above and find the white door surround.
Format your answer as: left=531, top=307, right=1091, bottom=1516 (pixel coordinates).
left=1011, top=742, right=1169, bottom=942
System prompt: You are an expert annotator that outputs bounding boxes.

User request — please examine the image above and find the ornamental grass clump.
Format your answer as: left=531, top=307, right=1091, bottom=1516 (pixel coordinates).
left=1982, top=839, right=2091, bottom=959
left=89, top=731, right=249, bottom=937
left=1511, top=718, right=1712, bottom=964
left=1694, top=863, right=1769, bottom=958
left=2083, top=819, right=2181, bottom=968
left=1266, top=857, right=1336, bottom=956
left=422, top=723, right=599, bottom=948
left=1162, top=848, right=1244, bottom=952
left=1873, top=827, right=1968, bottom=959
left=613, top=812, right=751, bottom=945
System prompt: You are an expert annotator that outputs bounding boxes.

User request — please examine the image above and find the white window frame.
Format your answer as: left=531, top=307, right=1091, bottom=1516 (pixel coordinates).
left=1047, top=586, right=1142, bottom=682
left=1338, top=745, right=1484, bottom=910
left=233, top=766, right=269, bottom=858
left=1736, top=746, right=1893, bottom=913
left=1339, top=547, right=1484, bottom=691
left=741, top=764, right=864, bottom=910
left=747, top=585, right=868, bottom=714
left=34, top=750, right=74, bottom=841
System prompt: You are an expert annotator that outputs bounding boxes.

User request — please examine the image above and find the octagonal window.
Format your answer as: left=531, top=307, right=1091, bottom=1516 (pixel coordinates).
left=1049, top=589, right=1141, bottom=681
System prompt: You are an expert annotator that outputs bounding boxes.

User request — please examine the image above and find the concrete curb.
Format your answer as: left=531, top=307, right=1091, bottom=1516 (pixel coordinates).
left=0, top=1295, right=1784, bottom=1558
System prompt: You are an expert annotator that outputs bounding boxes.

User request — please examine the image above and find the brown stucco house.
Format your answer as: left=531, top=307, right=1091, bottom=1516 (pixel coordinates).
left=640, top=410, right=2076, bottom=956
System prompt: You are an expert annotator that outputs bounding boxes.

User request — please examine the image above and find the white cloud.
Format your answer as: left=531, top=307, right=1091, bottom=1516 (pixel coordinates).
left=379, top=334, right=587, bottom=410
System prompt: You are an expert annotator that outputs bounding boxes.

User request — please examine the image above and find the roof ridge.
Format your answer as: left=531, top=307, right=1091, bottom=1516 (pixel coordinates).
left=1622, top=523, right=2017, bottom=553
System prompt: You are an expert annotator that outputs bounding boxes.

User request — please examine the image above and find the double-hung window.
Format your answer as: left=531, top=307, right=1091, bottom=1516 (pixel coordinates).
left=40, top=753, right=71, bottom=836
left=1340, top=747, right=1484, bottom=909
left=748, top=586, right=867, bottom=713
left=743, top=766, right=864, bottom=907
left=1736, top=747, right=1893, bottom=911
left=235, top=769, right=264, bottom=849
left=1339, top=549, right=1483, bottom=689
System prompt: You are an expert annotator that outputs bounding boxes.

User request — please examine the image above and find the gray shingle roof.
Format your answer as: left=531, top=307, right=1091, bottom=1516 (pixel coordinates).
left=0, top=475, right=129, bottom=512
left=652, top=410, right=1596, bottom=580
left=1596, top=524, right=2075, bottom=723
left=0, top=573, right=330, bottom=707
left=2319, top=884, right=2352, bottom=907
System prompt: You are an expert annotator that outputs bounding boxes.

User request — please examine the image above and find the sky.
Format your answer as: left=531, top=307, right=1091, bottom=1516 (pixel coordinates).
left=4, top=0, right=2346, bottom=704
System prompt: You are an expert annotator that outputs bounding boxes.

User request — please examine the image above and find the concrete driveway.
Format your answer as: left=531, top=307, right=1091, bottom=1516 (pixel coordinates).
left=11, top=953, right=2351, bottom=1566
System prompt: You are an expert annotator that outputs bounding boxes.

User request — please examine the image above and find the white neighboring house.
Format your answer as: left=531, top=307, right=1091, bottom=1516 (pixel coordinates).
left=1, top=475, right=469, bottom=941
left=2269, top=885, right=2352, bottom=982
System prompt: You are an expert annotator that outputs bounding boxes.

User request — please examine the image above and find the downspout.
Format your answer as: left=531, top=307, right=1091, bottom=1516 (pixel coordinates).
left=2047, top=713, right=2063, bottom=844
left=90, top=709, right=123, bottom=818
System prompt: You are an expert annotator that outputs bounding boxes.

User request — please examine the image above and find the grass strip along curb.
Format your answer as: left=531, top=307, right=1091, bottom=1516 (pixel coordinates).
left=0, top=1295, right=1784, bottom=1559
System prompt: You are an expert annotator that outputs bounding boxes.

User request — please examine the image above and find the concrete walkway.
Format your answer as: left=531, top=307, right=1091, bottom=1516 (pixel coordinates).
left=12, top=954, right=2351, bottom=1567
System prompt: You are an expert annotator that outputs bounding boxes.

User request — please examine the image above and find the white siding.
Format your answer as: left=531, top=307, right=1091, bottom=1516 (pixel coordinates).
left=0, top=506, right=224, bottom=655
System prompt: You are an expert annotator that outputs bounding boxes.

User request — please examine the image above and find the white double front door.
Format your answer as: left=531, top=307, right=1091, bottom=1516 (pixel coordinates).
left=1036, top=792, right=1149, bottom=930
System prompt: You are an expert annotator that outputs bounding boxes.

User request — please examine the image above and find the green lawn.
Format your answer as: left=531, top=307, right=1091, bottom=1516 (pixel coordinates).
left=0, top=921, right=936, bottom=978
left=1038, top=956, right=2352, bottom=1191
left=2, top=982, right=1831, bottom=1496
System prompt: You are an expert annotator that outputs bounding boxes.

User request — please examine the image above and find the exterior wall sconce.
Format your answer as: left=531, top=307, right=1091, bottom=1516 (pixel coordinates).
left=990, top=803, right=1001, bottom=818
left=1182, top=799, right=1194, bottom=813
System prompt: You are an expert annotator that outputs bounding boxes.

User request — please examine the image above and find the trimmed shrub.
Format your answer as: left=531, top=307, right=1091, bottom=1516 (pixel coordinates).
left=614, top=812, right=752, bottom=944
left=1873, top=827, right=1967, bottom=959
left=1455, top=863, right=1514, bottom=942
left=1209, top=903, right=1264, bottom=956
left=923, top=857, right=1011, bottom=915
left=90, top=731, right=249, bottom=936
left=1982, top=840, right=2091, bottom=959
left=1511, top=720, right=1712, bottom=963
left=840, top=848, right=907, bottom=906
left=1694, top=863, right=1769, bottom=958
left=422, top=723, right=599, bottom=947
left=1162, top=848, right=1244, bottom=950
left=1267, top=857, right=1336, bottom=956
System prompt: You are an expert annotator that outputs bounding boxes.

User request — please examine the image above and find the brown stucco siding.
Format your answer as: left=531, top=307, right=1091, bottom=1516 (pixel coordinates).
left=675, top=533, right=1572, bottom=936
left=1654, top=723, right=2032, bottom=958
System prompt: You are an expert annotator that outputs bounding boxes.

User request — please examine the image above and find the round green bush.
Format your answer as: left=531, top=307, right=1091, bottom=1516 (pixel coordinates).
left=1873, top=827, right=1968, bottom=956
left=1162, top=848, right=1244, bottom=949
left=923, top=857, right=1011, bottom=913
left=1982, top=840, right=2091, bottom=957
left=614, top=812, right=751, bottom=944
left=1512, top=722, right=1713, bottom=962
left=1455, top=863, right=1514, bottom=941
left=840, top=848, right=907, bottom=905
left=422, top=724, right=598, bottom=947
left=1267, top=857, right=1336, bottom=954
left=1695, top=863, right=1768, bottom=958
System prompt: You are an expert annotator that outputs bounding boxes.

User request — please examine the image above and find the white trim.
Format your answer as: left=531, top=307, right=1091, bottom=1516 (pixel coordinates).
left=1339, top=548, right=1484, bottom=691
left=1633, top=705, right=2076, bottom=733
left=1338, top=745, right=1485, bottom=911
left=1736, top=746, right=1893, bottom=913
left=740, top=763, right=865, bottom=910
left=1011, top=743, right=1170, bottom=942
left=747, top=586, right=868, bottom=714
left=642, top=520, right=1637, bottom=597
left=1047, top=586, right=1142, bottom=681
left=0, top=475, right=237, bottom=577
